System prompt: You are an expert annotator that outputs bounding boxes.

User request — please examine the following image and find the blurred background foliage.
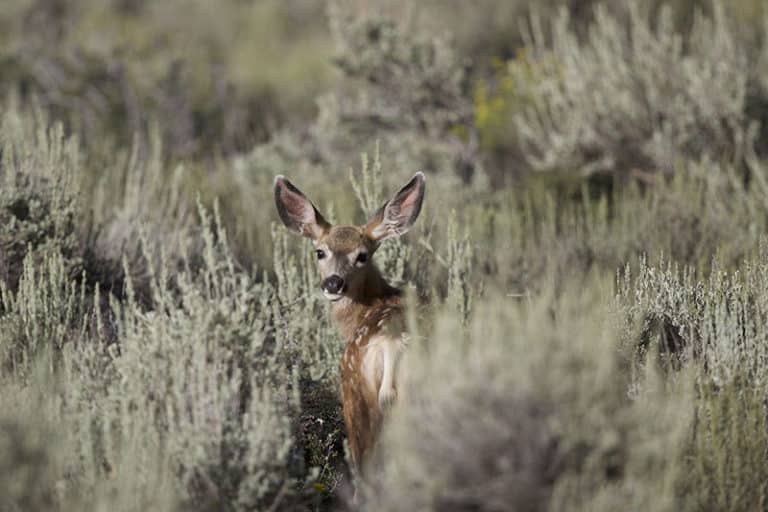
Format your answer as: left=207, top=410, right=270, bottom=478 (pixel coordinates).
left=2, top=0, right=768, bottom=510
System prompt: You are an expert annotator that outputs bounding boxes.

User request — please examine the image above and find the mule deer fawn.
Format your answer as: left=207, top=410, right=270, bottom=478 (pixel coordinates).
left=274, top=172, right=425, bottom=470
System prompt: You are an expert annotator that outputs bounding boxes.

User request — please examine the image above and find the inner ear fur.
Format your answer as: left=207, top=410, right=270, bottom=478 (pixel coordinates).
left=274, top=175, right=331, bottom=239
left=365, top=172, right=425, bottom=242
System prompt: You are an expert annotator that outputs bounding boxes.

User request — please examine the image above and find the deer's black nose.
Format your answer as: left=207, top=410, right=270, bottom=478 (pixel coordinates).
left=322, top=275, right=345, bottom=295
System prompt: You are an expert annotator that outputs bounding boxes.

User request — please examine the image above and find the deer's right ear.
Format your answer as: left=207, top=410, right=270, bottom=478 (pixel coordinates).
left=274, top=176, right=331, bottom=239
left=365, top=172, right=425, bottom=242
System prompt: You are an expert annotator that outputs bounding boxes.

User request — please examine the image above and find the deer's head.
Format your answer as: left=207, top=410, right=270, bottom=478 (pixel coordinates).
left=274, top=173, right=425, bottom=302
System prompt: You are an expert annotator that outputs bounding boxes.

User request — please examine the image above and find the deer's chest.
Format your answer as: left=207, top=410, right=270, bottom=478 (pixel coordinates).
left=341, top=331, right=406, bottom=396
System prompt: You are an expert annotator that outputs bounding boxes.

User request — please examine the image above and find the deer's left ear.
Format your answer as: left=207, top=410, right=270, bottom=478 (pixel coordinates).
left=365, top=172, right=425, bottom=242
left=274, top=175, right=331, bottom=239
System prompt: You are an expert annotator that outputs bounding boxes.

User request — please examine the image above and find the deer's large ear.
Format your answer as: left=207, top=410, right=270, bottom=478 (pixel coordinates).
left=365, top=172, right=425, bottom=242
left=274, top=176, right=331, bottom=239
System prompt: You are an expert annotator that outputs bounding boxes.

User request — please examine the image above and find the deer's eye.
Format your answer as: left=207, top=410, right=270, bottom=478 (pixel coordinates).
left=356, top=252, right=368, bottom=265
left=316, top=250, right=326, bottom=260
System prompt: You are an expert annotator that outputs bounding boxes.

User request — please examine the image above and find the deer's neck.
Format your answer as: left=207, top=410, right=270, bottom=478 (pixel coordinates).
left=331, top=265, right=401, bottom=342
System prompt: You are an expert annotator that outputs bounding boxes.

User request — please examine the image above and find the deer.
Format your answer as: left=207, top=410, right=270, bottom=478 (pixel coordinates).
left=273, top=172, right=425, bottom=476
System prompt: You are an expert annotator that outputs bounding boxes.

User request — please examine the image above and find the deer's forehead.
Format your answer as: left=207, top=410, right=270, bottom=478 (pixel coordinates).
left=319, top=226, right=368, bottom=252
